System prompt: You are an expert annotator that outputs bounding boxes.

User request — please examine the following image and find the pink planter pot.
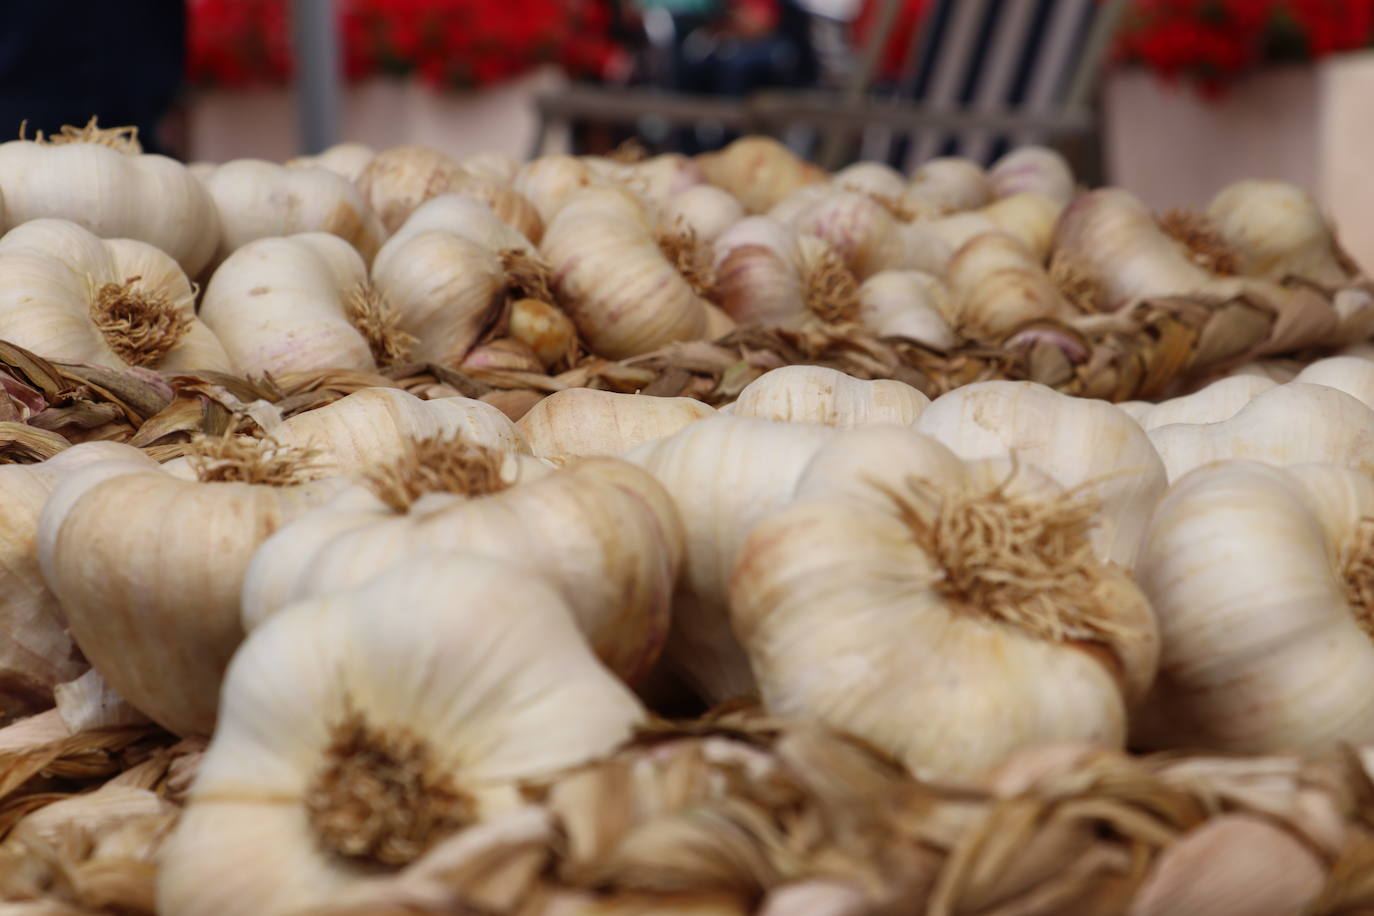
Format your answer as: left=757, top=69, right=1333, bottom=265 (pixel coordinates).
left=188, top=67, right=569, bottom=165
left=1104, top=54, right=1374, bottom=273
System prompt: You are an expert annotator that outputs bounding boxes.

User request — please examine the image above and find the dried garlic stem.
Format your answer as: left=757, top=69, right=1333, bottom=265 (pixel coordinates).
left=88, top=275, right=191, bottom=367
left=1342, top=517, right=1374, bottom=638
left=184, top=434, right=321, bottom=486
left=801, top=247, right=860, bottom=324
left=365, top=435, right=511, bottom=511
left=609, top=137, right=649, bottom=163
left=500, top=248, right=555, bottom=304
left=305, top=704, right=474, bottom=867
left=1158, top=209, right=1239, bottom=276
left=874, top=467, right=1130, bottom=645
left=656, top=227, right=717, bottom=300
left=22, top=116, right=142, bottom=154
left=1049, top=257, right=1104, bottom=314
left=345, top=284, right=416, bottom=367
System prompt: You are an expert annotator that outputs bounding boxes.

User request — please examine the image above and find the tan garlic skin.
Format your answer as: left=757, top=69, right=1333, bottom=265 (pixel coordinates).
left=731, top=426, right=1159, bottom=781
left=0, top=442, right=136, bottom=721
left=0, top=137, right=220, bottom=277
left=199, top=158, right=385, bottom=271
left=629, top=416, right=840, bottom=703
left=0, top=219, right=234, bottom=373
left=286, top=141, right=377, bottom=183
left=695, top=135, right=827, bottom=214
left=729, top=365, right=931, bottom=427
left=1148, top=382, right=1374, bottom=482
left=1136, top=460, right=1374, bottom=753
left=356, top=144, right=469, bottom=234
left=271, top=387, right=533, bottom=474
left=516, top=388, right=715, bottom=460
left=541, top=188, right=709, bottom=359
left=199, top=232, right=375, bottom=376
left=159, top=553, right=646, bottom=916
left=915, top=381, right=1167, bottom=569
left=36, top=444, right=347, bottom=736
left=240, top=454, right=684, bottom=685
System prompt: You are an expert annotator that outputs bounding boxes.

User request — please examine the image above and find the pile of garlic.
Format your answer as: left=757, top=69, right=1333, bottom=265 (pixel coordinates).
left=6, top=121, right=1374, bottom=915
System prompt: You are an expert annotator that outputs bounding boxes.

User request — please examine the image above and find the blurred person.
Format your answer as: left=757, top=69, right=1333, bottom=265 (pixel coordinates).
left=0, top=1, right=187, bottom=156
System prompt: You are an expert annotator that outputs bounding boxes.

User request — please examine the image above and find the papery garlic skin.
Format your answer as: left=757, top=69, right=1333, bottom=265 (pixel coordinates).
left=732, top=426, right=1158, bottom=781
left=908, top=156, right=992, bottom=212
left=542, top=189, right=709, bottom=359
left=629, top=416, right=839, bottom=703
left=857, top=270, right=956, bottom=347
left=271, top=387, right=532, bottom=474
left=0, top=136, right=220, bottom=277
left=0, top=442, right=139, bottom=721
left=0, top=219, right=234, bottom=372
left=200, top=232, right=375, bottom=376
left=1292, top=356, right=1374, bottom=411
left=695, top=136, right=827, bottom=214
left=1148, top=382, right=1374, bottom=481
left=36, top=443, right=348, bottom=736
left=286, top=141, right=376, bottom=183
left=240, top=454, right=683, bottom=685
left=516, top=388, right=715, bottom=460
left=1136, top=375, right=1278, bottom=430
left=158, top=552, right=645, bottom=916
left=915, top=381, right=1167, bottom=568
left=988, top=146, right=1076, bottom=205
left=1135, top=460, right=1374, bottom=752
left=200, top=159, right=385, bottom=270
left=729, top=365, right=930, bottom=427
left=662, top=184, right=744, bottom=243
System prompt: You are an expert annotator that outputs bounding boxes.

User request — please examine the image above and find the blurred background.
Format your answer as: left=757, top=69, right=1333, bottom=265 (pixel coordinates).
left=4, top=1, right=1373, bottom=234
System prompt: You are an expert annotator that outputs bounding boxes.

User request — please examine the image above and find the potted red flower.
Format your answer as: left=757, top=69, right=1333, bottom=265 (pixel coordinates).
left=185, top=0, right=627, bottom=162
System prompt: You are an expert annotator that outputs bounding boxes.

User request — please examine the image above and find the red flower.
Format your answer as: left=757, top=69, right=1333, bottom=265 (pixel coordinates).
left=186, top=0, right=623, bottom=90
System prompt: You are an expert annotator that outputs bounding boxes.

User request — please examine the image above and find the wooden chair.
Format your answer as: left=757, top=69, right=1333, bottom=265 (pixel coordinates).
left=529, top=0, right=1128, bottom=167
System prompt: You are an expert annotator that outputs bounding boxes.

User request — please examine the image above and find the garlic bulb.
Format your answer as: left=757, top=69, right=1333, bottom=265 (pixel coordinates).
left=508, top=297, right=578, bottom=370
left=834, top=161, right=909, bottom=201
left=857, top=269, right=957, bottom=347
left=199, top=159, right=385, bottom=270
left=988, top=146, right=1076, bottom=205
left=541, top=188, right=709, bottom=359
left=604, top=153, right=704, bottom=208
left=1207, top=180, right=1353, bottom=289
left=271, top=387, right=532, bottom=474
left=0, top=441, right=136, bottom=721
left=461, top=150, right=520, bottom=184
left=516, top=388, right=715, bottom=460
left=662, top=185, right=745, bottom=243
left=1148, top=382, right=1374, bottom=481
left=199, top=233, right=393, bottom=375
left=712, top=217, right=809, bottom=325
left=514, top=155, right=602, bottom=224
left=1051, top=189, right=1335, bottom=355
left=37, top=437, right=347, bottom=736
left=1291, top=355, right=1374, bottom=410
left=795, top=191, right=925, bottom=279
left=695, top=136, right=827, bottom=214
left=1136, top=375, right=1278, bottom=430
left=158, top=552, right=645, bottom=916
left=729, top=365, right=930, bottom=427
left=241, top=440, right=683, bottom=685
left=732, top=425, right=1158, bottom=780
left=629, top=416, right=839, bottom=702
left=0, top=120, right=219, bottom=277
left=370, top=229, right=506, bottom=367
left=356, top=144, right=468, bottom=233
left=1135, top=460, right=1374, bottom=751
left=946, top=231, right=1079, bottom=339
left=0, top=218, right=234, bottom=372
left=383, top=193, right=537, bottom=256
left=915, top=381, right=1167, bottom=568
left=908, top=156, right=992, bottom=212
left=286, top=141, right=376, bottom=183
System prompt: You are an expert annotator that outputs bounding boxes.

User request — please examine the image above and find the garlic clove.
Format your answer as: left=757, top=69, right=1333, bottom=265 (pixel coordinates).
left=1128, top=815, right=1324, bottom=916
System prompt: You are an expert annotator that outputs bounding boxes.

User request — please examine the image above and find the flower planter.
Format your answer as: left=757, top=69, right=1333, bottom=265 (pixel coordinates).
left=1104, top=52, right=1374, bottom=273
left=187, top=66, right=569, bottom=165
